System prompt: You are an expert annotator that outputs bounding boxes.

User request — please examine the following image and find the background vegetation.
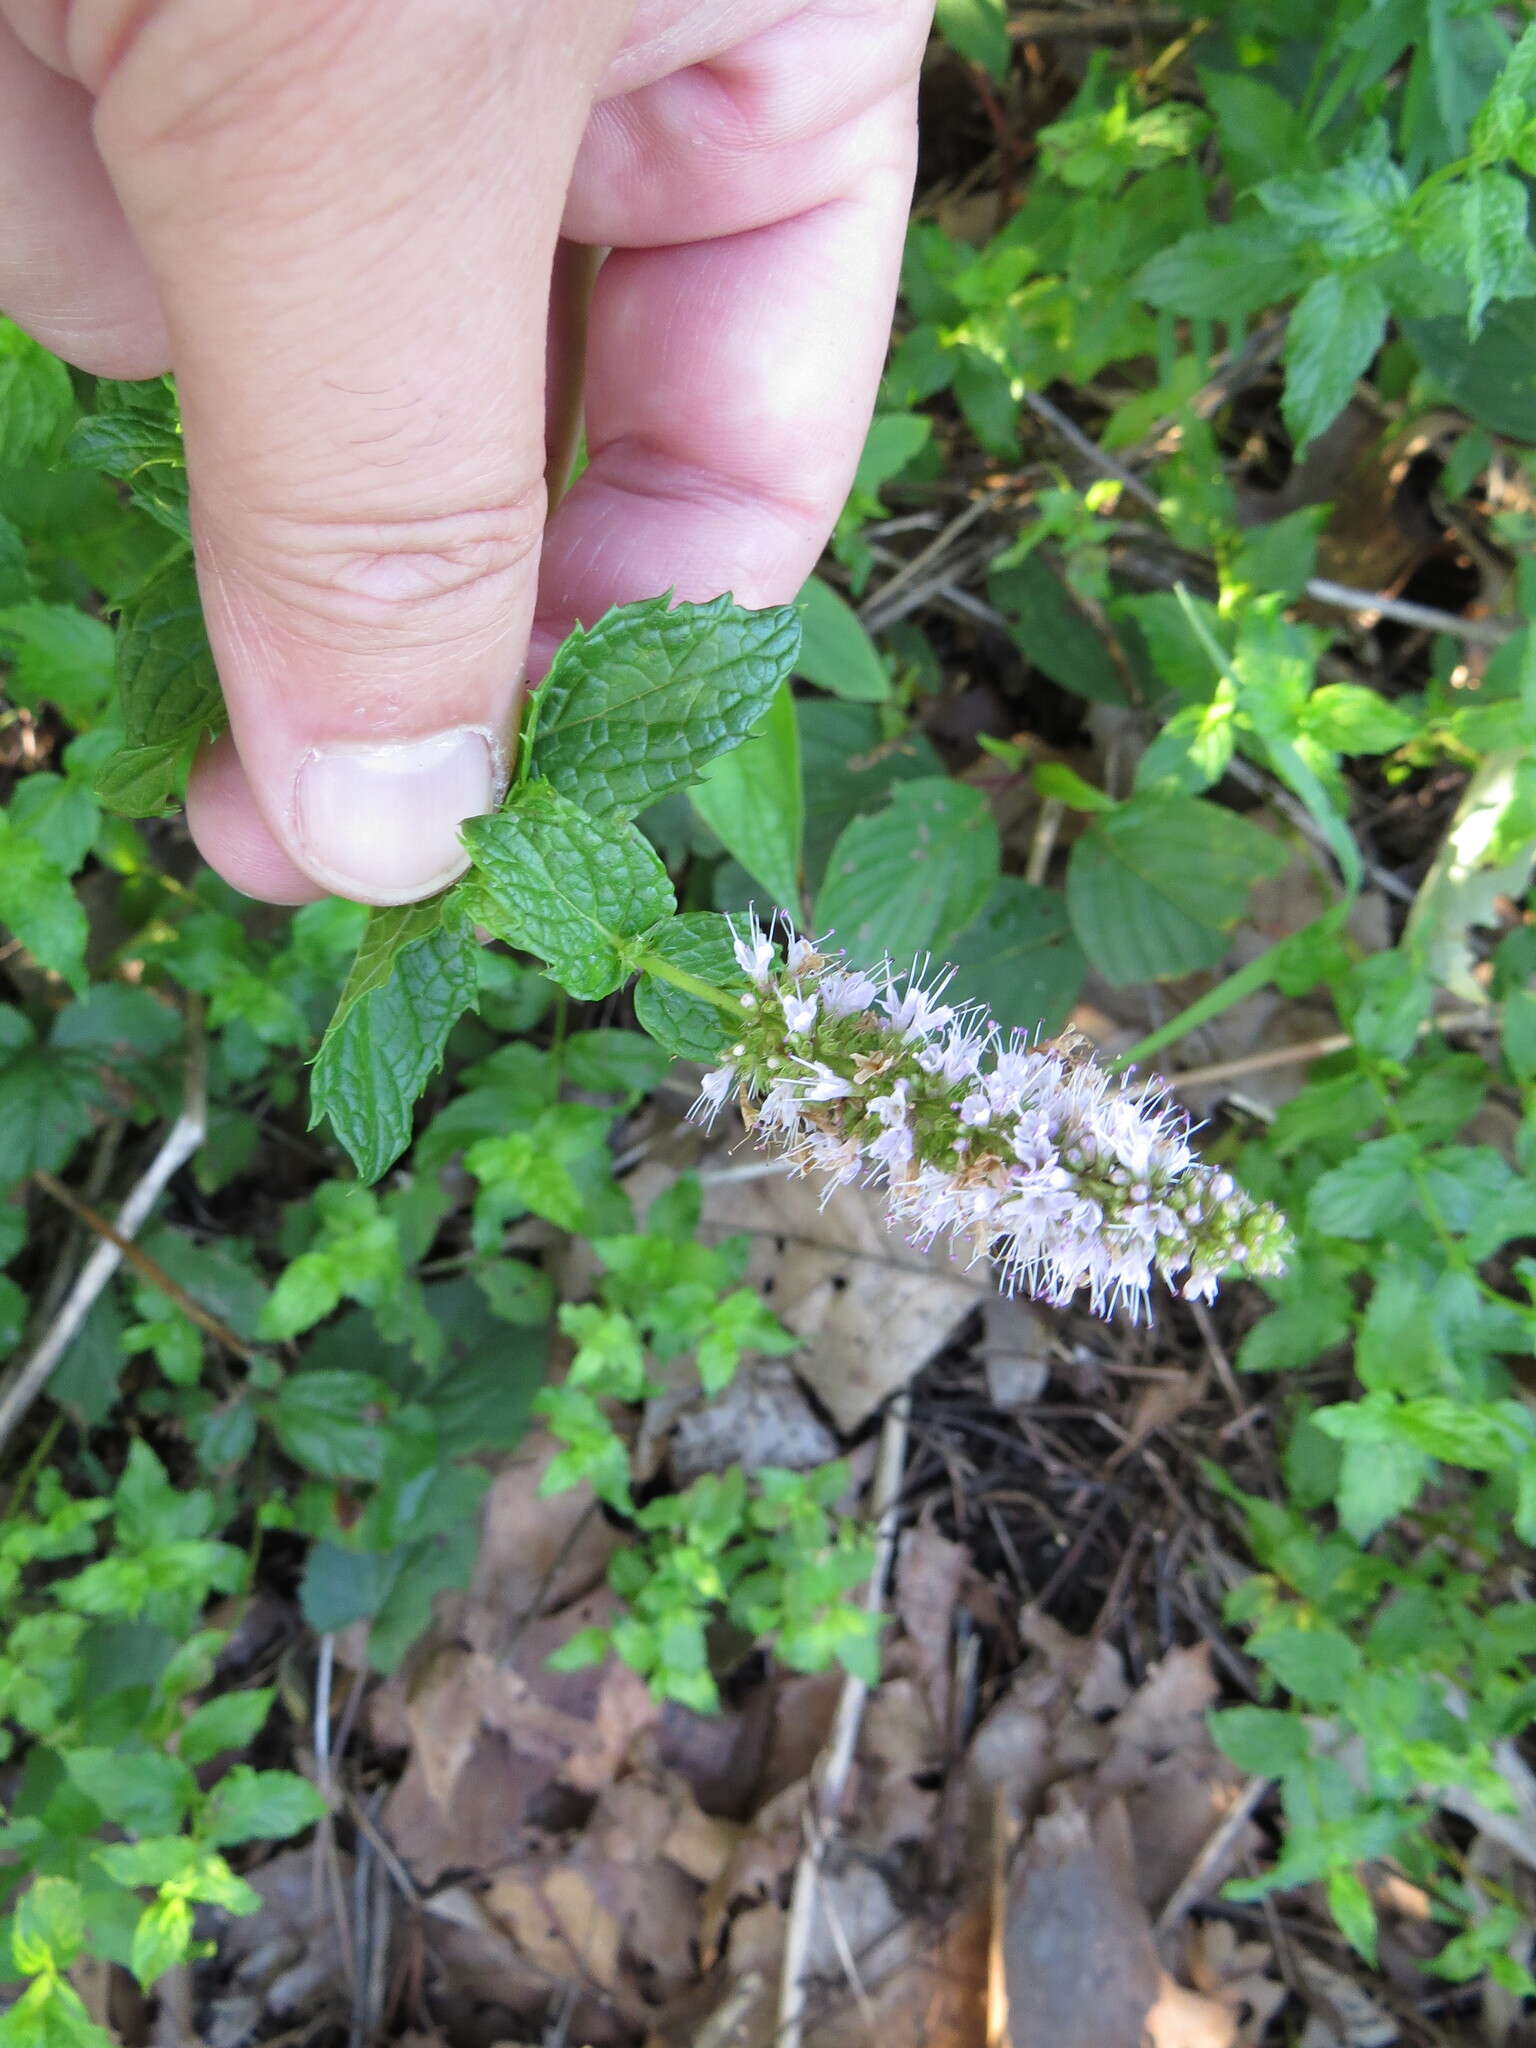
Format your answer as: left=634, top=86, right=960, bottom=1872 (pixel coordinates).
left=3, top=1, right=1536, bottom=2038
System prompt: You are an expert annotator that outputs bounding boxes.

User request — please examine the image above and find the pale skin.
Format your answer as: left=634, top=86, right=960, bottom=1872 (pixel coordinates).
left=0, top=0, right=933, bottom=906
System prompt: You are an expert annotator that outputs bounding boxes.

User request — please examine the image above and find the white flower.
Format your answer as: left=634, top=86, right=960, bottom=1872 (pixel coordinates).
left=692, top=1064, right=737, bottom=1125
left=730, top=909, right=776, bottom=988
left=820, top=967, right=881, bottom=1018
left=781, top=989, right=818, bottom=1035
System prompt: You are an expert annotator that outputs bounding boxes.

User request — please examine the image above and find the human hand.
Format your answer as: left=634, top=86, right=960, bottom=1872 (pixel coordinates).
left=0, top=0, right=930, bottom=904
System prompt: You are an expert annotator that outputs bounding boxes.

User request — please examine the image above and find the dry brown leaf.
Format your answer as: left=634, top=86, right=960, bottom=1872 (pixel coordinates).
left=452, top=1428, right=618, bottom=1655
left=1143, top=1970, right=1239, bottom=2048
left=805, top=1896, right=990, bottom=2048
left=1184, top=1922, right=1288, bottom=2045
left=1294, top=1954, right=1399, bottom=2048
left=896, top=1524, right=969, bottom=1737
left=207, top=1848, right=352, bottom=2045
left=1001, top=1792, right=1160, bottom=2048
left=704, top=1161, right=988, bottom=1432
left=671, top=1358, right=839, bottom=1483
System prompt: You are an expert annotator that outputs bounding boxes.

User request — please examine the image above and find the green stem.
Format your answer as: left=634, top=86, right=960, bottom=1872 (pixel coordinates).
left=632, top=949, right=742, bottom=1017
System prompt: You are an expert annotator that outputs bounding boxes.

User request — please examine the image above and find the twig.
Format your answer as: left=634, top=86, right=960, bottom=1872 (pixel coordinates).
left=1010, top=6, right=1187, bottom=38
left=31, top=1170, right=260, bottom=1364
left=314, top=1634, right=337, bottom=1801
left=1025, top=796, right=1065, bottom=886
left=777, top=1393, right=911, bottom=2048
left=1303, top=576, right=1516, bottom=647
left=0, top=1011, right=206, bottom=1459
left=1169, top=1005, right=1493, bottom=1090
left=1157, top=1775, right=1274, bottom=1935
left=860, top=486, right=1010, bottom=632
left=1022, top=386, right=1160, bottom=511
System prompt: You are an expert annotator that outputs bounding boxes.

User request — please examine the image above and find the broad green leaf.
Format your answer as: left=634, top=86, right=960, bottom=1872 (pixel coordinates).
left=800, top=698, right=942, bottom=884
left=632, top=912, right=740, bottom=1061
left=113, top=554, right=225, bottom=748
left=691, top=681, right=803, bottom=911
left=935, top=0, right=1009, bottom=81
left=9, top=775, right=100, bottom=876
left=463, top=781, right=675, bottom=1000
left=561, top=1029, right=672, bottom=1104
left=0, top=322, right=74, bottom=467
left=0, top=510, right=30, bottom=605
left=1250, top=1625, right=1361, bottom=1707
left=528, top=592, right=800, bottom=816
left=1336, top=1435, right=1429, bottom=1543
left=1301, top=683, right=1421, bottom=755
left=1209, top=1705, right=1312, bottom=1777
left=1416, top=171, right=1536, bottom=334
left=201, top=1766, right=327, bottom=1848
left=1282, top=272, right=1389, bottom=451
left=1201, top=66, right=1319, bottom=192
left=177, top=1688, right=274, bottom=1767
left=0, top=1029, right=99, bottom=1182
left=793, top=577, right=890, bottom=702
left=0, top=817, right=87, bottom=991
left=269, top=1369, right=394, bottom=1481
left=130, top=1897, right=193, bottom=1991
left=11, top=1879, right=87, bottom=1976
left=311, top=898, right=479, bottom=1183
left=0, top=603, right=114, bottom=725
left=814, top=777, right=999, bottom=965
left=1065, top=794, right=1289, bottom=985
left=1469, top=20, right=1536, bottom=164
left=62, top=1746, right=195, bottom=1836
left=1257, top=141, right=1410, bottom=260
left=943, top=878, right=1085, bottom=1037
left=91, top=739, right=193, bottom=818
left=467, top=1102, right=615, bottom=1233
left=1307, top=1134, right=1420, bottom=1239
left=1136, top=229, right=1298, bottom=320
left=1404, top=297, right=1536, bottom=440
left=988, top=549, right=1126, bottom=705
left=62, top=377, right=189, bottom=538
left=1327, top=1867, right=1379, bottom=1967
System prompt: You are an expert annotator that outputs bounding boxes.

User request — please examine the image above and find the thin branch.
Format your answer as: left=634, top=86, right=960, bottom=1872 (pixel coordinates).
left=0, top=1011, right=207, bottom=1458
left=778, top=1393, right=911, bottom=2048
left=1303, top=576, right=1516, bottom=647
left=1156, top=1774, right=1273, bottom=1934
left=860, top=486, right=1010, bottom=632
left=1169, top=1005, right=1493, bottom=1090
left=1009, top=6, right=1187, bottom=38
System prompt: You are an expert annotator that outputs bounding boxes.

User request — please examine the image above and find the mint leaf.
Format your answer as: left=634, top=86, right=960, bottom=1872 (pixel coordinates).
left=633, top=913, right=740, bottom=1061
left=463, top=781, right=675, bottom=999
left=178, top=1688, right=274, bottom=1767
left=0, top=603, right=114, bottom=726
left=1136, top=228, right=1298, bottom=319
left=814, top=777, right=999, bottom=966
left=115, top=555, right=225, bottom=748
left=1470, top=20, right=1536, bottom=164
left=62, top=377, right=189, bottom=539
left=0, top=322, right=74, bottom=467
left=690, top=681, right=803, bottom=911
left=9, top=775, right=99, bottom=876
left=794, top=577, right=890, bottom=702
left=201, top=1766, right=327, bottom=1848
left=62, top=1746, right=195, bottom=1835
left=1066, top=794, right=1289, bottom=984
left=270, top=1369, right=394, bottom=1481
left=311, top=899, right=479, bottom=1183
left=528, top=592, right=800, bottom=817
left=1281, top=272, right=1389, bottom=451
left=935, top=0, right=1009, bottom=81
left=0, top=818, right=87, bottom=991
left=1307, top=1133, right=1419, bottom=1239
left=943, top=878, right=1086, bottom=1038
left=1336, top=1435, right=1429, bottom=1543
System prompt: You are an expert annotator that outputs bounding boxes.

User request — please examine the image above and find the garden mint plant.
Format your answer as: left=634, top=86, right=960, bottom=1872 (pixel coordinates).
left=691, top=914, right=1289, bottom=1316
left=310, top=593, right=1287, bottom=1319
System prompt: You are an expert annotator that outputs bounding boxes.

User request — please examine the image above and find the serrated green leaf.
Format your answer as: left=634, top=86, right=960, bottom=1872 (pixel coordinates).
left=62, top=1746, right=195, bottom=1835
left=311, top=898, right=479, bottom=1183
left=794, top=577, right=890, bottom=702
left=943, top=878, right=1085, bottom=1038
left=935, top=0, right=1009, bottom=81
left=0, top=323, right=75, bottom=468
left=130, top=1897, right=193, bottom=1991
left=989, top=548, right=1127, bottom=705
left=91, top=738, right=189, bottom=817
left=0, top=603, right=115, bottom=725
left=463, top=781, right=675, bottom=999
left=1209, top=1705, right=1311, bottom=1777
left=528, top=593, right=800, bottom=816
left=1136, top=228, right=1299, bottom=320
left=200, top=1766, right=327, bottom=1848
left=1065, top=794, right=1289, bottom=985
left=11, top=1878, right=87, bottom=1976
left=1336, top=1435, right=1429, bottom=1543
left=1301, top=683, right=1421, bottom=755
left=9, top=774, right=100, bottom=876
left=1282, top=272, right=1389, bottom=452
left=813, top=777, right=998, bottom=966
left=114, top=553, right=225, bottom=748
left=632, top=912, right=740, bottom=1061
left=269, top=1369, right=393, bottom=1480
left=0, top=817, right=88, bottom=991
left=1307, top=1134, right=1419, bottom=1239
left=62, top=377, right=189, bottom=539
left=1470, top=20, right=1536, bottom=163
left=691, top=681, right=803, bottom=911
left=177, top=1688, right=274, bottom=1767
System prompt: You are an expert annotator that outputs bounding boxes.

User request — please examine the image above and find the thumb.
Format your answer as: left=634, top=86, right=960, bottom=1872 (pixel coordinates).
left=89, top=0, right=630, bottom=903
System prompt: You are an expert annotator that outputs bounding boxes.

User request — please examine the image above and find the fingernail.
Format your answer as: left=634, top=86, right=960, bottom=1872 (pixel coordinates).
left=294, top=727, right=499, bottom=903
